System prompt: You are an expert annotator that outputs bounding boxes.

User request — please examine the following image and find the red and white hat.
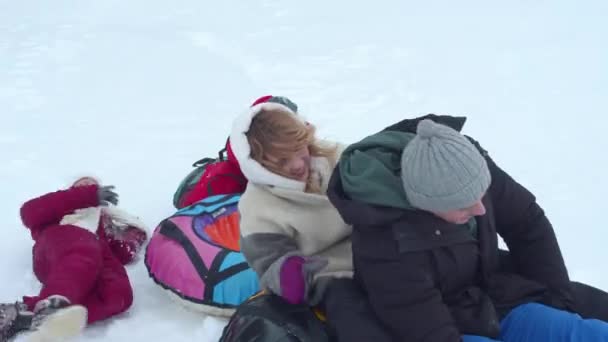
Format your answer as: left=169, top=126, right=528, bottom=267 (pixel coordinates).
left=229, top=95, right=307, bottom=190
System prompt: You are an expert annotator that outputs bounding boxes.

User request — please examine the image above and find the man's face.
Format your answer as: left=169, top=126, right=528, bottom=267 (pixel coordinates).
left=431, top=199, right=486, bottom=224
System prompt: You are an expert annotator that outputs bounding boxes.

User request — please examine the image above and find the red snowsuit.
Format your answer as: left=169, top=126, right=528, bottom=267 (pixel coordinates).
left=19, top=185, right=147, bottom=323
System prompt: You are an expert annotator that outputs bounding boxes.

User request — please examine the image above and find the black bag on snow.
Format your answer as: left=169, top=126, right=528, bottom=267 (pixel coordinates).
left=219, top=293, right=331, bottom=342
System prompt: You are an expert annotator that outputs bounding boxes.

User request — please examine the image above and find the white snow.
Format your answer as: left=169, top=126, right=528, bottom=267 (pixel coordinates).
left=1, top=1, right=607, bottom=341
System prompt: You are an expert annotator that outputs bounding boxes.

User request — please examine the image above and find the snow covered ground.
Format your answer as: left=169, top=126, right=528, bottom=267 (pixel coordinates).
left=1, top=1, right=607, bottom=341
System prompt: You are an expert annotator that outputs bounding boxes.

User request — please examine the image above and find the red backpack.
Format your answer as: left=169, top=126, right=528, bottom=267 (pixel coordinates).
left=173, top=139, right=247, bottom=209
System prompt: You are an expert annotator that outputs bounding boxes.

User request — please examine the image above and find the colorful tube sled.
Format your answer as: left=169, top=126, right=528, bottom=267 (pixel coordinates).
left=145, top=194, right=259, bottom=316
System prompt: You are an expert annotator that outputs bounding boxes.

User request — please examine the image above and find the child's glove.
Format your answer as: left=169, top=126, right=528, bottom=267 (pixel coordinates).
left=279, top=256, right=328, bottom=305
left=98, top=185, right=119, bottom=206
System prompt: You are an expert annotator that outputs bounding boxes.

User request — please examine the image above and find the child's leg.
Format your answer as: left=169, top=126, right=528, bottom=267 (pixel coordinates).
left=462, top=335, right=502, bottom=342
left=24, top=229, right=103, bottom=311
left=321, top=278, right=393, bottom=342
left=1, top=299, right=88, bottom=341
left=29, top=296, right=87, bottom=342
left=500, top=302, right=608, bottom=342
left=80, top=266, right=133, bottom=323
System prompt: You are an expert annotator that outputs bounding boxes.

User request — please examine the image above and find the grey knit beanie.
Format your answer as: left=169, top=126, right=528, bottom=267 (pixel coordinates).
left=401, top=119, right=491, bottom=212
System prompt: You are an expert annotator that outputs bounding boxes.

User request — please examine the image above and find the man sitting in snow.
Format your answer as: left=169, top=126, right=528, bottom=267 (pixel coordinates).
left=0, top=177, right=147, bottom=341
left=327, top=116, right=608, bottom=341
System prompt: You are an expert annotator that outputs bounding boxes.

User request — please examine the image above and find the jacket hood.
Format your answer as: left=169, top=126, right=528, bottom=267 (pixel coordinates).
left=230, top=96, right=308, bottom=191
left=339, top=130, right=416, bottom=209
left=327, top=114, right=468, bottom=227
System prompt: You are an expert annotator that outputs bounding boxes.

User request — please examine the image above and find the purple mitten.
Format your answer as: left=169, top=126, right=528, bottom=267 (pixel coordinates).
left=279, top=256, right=329, bottom=305
left=279, top=256, right=306, bottom=304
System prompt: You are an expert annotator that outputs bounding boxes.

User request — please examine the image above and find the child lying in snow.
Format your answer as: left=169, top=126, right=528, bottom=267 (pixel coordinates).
left=0, top=177, right=147, bottom=341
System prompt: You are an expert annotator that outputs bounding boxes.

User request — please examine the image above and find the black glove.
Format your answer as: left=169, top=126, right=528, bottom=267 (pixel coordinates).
left=98, top=185, right=119, bottom=206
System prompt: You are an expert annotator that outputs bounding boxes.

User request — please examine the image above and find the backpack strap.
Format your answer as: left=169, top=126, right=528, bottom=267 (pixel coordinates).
left=218, top=147, right=227, bottom=161
left=192, top=157, right=217, bottom=168
left=218, top=137, right=231, bottom=161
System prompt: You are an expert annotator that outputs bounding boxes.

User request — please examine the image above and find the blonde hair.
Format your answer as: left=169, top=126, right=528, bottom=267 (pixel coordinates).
left=246, top=108, right=337, bottom=193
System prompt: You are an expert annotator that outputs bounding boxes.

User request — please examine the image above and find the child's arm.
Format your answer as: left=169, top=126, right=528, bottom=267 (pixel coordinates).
left=240, top=216, right=326, bottom=305
left=20, top=185, right=99, bottom=232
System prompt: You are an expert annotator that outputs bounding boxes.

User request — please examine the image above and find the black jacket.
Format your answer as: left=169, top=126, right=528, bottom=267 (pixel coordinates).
left=327, top=115, right=573, bottom=341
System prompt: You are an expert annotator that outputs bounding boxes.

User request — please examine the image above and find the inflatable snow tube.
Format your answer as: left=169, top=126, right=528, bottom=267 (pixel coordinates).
left=145, top=194, right=260, bottom=317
